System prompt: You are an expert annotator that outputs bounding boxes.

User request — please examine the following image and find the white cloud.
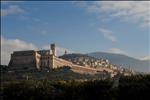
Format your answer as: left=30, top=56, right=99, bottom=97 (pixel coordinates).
left=140, top=56, right=150, bottom=61
left=1, top=5, right=25, bottom=17
left=108, top=48, right=126, bottom=54
left=1, top=36, right=38, bottom=65
left=98, top=28, right=117, bottom=42
left=79, top=1, right=150, bottom=28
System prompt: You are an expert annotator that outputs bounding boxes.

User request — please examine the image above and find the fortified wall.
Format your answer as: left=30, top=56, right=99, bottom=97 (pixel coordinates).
left=8, top=43, right=116, bottom=74
left=52, top=55, right=73, bottom=68
left=50, top=55, right=100, bottom=74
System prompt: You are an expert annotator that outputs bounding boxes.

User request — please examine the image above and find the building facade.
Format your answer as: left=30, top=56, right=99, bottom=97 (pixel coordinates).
left=8, top=43, right=134, bottom=76
left=9, top=44, right=73, bottom=70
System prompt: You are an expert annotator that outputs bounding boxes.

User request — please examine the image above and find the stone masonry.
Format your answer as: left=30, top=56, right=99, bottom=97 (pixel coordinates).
left=8, top=43, right=134, bottom=76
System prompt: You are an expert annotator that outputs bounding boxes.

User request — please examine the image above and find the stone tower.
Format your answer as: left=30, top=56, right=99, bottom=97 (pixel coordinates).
left=51, top=43, right=56, bottom=56
left=64, top=50, right=67, bottom=55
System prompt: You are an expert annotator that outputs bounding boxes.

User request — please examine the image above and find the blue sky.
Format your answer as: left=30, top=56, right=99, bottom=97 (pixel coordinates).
left=1, top=1, right=150, bottom=65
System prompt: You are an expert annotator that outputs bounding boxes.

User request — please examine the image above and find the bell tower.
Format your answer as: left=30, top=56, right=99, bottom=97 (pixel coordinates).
left=64, top=50, right=67, bottom=55
left=51, top=43, right=56, bottom=56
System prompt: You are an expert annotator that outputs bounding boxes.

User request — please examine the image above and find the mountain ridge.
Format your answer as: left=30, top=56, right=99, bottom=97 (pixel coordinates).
left=87, top=51, right=149, bottom=61
left=87, top=52, right=150, bottom=73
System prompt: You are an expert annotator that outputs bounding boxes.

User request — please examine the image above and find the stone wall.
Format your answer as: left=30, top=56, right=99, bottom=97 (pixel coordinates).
left=52, top=55, right=73, bottom=68
left=8, top=49, right=115, bottom=75
left=8, top=50, right=37, bottom=70
left=51, top=56, right=100, bottom=74
left=71, top=64, right=98, bottom=74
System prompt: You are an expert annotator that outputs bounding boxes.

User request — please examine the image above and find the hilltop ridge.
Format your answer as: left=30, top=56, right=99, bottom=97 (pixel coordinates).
left=88, top=52, right=150, bottom=73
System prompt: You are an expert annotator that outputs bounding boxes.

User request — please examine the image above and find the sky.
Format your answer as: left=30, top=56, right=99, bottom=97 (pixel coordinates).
left=1, top=1, right=150, bottom=65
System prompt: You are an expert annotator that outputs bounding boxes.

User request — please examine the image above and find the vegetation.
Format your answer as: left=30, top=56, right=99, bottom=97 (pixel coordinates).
left=1, top=65, right=109, bottom=82
left=1, top=75, right=150, bottom=100
left=118, top=75, right=150, bottom=100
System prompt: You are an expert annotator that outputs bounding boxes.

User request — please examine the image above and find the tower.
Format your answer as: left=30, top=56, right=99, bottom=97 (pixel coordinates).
left=64, top=50, right=67, bottom=55
left=51, top=43, right=56, bottom=56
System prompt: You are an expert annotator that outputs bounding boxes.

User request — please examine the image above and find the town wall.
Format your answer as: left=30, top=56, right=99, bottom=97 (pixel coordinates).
left=52, top=55, right=73, bottom=68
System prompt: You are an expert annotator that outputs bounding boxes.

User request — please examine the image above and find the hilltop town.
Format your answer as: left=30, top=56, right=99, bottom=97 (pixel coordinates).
left=7, top=43, right=134, bottom=79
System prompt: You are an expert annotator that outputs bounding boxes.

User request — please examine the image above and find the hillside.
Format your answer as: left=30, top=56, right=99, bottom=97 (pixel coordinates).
left=88, top=52, right=150, bottom=73
left=1, top=65, right=109, bottom=82
left=59, top=53, right=98, bottom=61
left=59, top=52, right=150, bottom=73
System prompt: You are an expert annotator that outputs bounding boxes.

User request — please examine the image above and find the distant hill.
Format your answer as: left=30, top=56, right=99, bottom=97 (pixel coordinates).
left=88, top=52, right=150, bottom=73
left=59, top=53, right=98, bottom=61
left=59, top=53, right=150, bottom=73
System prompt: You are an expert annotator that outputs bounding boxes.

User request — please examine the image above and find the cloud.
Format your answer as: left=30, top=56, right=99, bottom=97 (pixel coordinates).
left=78, top=1, right=150, bottom=28
left=139, top=56, right=150, bottom=61
left=1, top=36, right=38, bottom=65
left=108, top=48, right=126, bottom=54
left=1, top=5, right=25, bottom=17
left=98, top=28, right=117, bottom=42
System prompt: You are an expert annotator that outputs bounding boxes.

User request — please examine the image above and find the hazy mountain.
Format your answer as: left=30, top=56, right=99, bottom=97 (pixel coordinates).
left=59, top=52, right=150, bottom=73
left=88, top=52, right=150, bottom=73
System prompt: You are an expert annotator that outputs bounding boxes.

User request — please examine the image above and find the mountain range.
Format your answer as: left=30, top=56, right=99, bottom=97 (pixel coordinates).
left=60, top=52, right=149, bottom=73
left=88, top=52, right=150, bottom=73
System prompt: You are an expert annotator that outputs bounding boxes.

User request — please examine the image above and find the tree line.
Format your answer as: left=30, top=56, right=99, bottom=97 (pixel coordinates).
left=1, top=74, right=150, bottom=100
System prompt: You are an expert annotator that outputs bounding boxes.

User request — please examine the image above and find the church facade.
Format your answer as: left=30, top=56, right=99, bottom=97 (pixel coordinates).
left=8, top=44, right=73, bottom=70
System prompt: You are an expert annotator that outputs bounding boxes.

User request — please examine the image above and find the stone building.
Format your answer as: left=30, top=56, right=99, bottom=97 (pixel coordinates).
left=8, top=43, right=134, bottom=76
left=9, top=50, right=41, bottom=70
left=9, top=44, right=73, bottom=70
